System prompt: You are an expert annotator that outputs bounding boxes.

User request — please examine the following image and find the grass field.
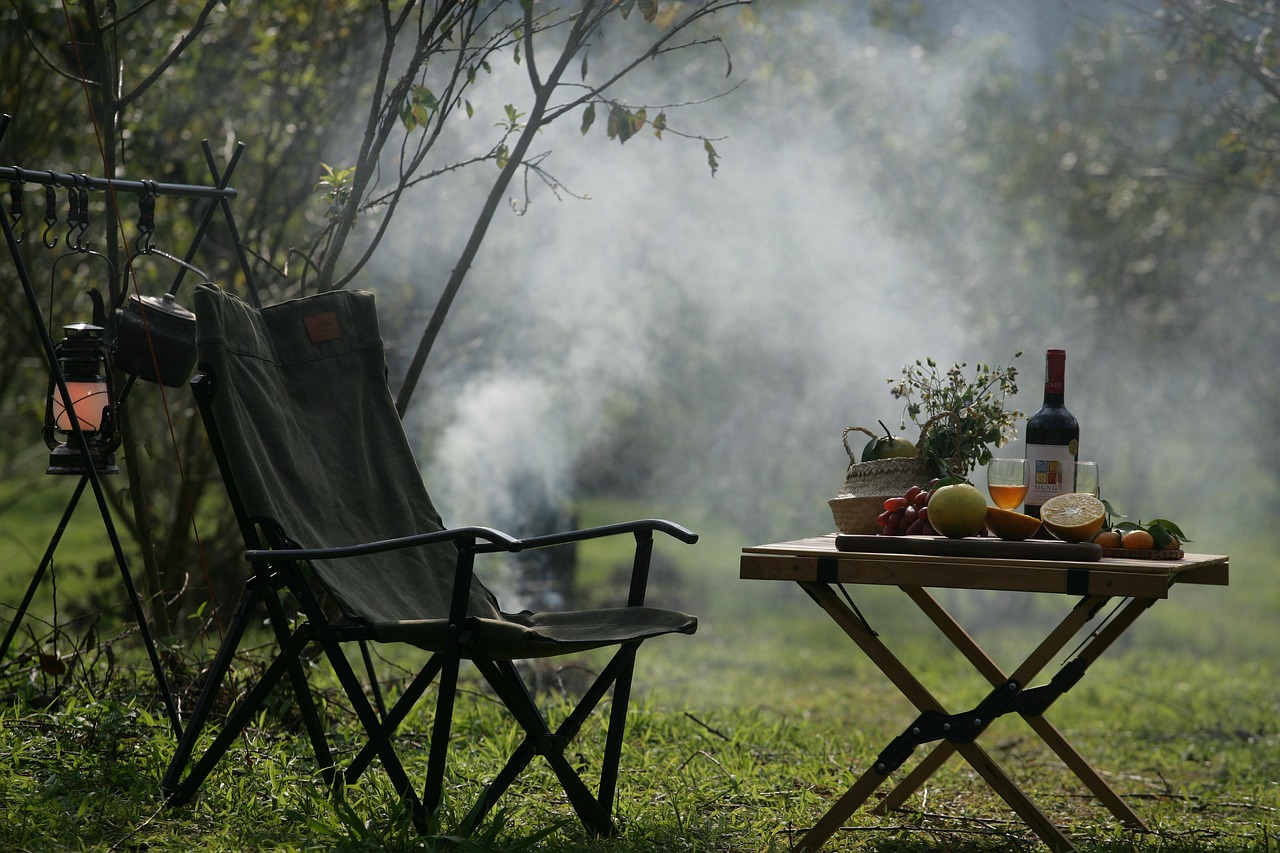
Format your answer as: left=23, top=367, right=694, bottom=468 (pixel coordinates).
left=0, top=501, right=1276, bottom=851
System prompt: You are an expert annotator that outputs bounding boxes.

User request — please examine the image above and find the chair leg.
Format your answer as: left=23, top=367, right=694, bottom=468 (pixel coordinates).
left=422, top=648, right=462, bottom=817
left=466, top=658, right=540, bottom=830
left=262, top=586, right=335, bottom=784
left=163, top=593, right=315, bottom=806
left=598, top=643, right=640, bottom=817
left=345, top=654, right=444, bottom=784
left=473, top=656, right=620, bottom=837
left=161, top=579, right=262, bottom=801
left=359, top=639, right=387, bottom=719
left=321, top=633, right=427, bottom=831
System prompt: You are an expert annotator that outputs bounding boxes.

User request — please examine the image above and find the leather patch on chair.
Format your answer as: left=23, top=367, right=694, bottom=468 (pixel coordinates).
left=304, top=311, right=341, bottom=344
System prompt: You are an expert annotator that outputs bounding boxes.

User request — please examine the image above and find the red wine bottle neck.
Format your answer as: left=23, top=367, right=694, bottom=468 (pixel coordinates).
left=1042, top=349, right=1066, bottom=408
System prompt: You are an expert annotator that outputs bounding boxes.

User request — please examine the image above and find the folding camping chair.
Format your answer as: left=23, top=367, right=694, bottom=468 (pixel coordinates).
left=159, top=285, right=698, bottom=836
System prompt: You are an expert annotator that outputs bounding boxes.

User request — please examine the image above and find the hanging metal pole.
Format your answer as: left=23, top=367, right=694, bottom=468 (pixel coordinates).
left=0, top=165, right=236, bottom=201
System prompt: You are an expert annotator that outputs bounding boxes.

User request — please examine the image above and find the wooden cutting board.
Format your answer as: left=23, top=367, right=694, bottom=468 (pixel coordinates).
left=835, top=534, right=1103, bottom=562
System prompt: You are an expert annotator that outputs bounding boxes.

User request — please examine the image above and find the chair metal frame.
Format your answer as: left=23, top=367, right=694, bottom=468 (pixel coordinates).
left=161, top=330, right=698, bottom=837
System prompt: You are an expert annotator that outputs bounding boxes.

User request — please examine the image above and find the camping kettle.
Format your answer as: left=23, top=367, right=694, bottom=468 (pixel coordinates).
left=102, top=291, right=198, bottom=387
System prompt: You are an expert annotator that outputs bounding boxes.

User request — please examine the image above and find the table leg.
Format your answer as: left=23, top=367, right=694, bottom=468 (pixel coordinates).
left=796, top=582, right=1077, bottom=853
left=803, top=738, right=1076, bottom=853
left=904, top=587, right=1153, bottom=830
left=871, top=741, right=951, bottom=815
left=872, top=588, right=1104, bottom=811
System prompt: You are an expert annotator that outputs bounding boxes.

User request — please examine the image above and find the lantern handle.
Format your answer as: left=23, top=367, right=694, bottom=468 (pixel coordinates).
left=49, top=242, right=118, bottom=323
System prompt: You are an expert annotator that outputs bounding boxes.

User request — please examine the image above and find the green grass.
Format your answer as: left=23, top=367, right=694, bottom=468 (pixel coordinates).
left=1, top=503, right=1277, bottom=851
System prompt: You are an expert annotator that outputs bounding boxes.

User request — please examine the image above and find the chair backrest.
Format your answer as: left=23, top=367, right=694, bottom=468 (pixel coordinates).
left=193, top=285, right=502, bottom=625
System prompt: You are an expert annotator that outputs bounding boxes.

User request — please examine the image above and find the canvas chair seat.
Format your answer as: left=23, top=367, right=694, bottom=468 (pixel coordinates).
left=373, top=606, right=696, bottom=659
left=160, top=285, right=698, bottom=837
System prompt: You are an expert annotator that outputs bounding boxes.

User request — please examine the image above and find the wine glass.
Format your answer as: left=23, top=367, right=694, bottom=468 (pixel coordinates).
left=1074, top=461, right=1100, bottom=497
left=986, top=457, right=1028, bottom=510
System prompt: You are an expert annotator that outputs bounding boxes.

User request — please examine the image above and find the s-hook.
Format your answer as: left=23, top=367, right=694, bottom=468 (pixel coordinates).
left=41, top=183, right=58, bottom=248
left=63, top=177, right=82, bottom=250
left=6, top=169, right=23, bottom=243
left=68, top=176, right=90, bottom=252
left=135, top=180, right=157, bottom=255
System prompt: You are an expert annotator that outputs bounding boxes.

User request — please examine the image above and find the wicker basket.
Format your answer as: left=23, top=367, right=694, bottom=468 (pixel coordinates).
left=829, top=426, right=937, bottom=534
left=829, top=494, right=888, bottom=535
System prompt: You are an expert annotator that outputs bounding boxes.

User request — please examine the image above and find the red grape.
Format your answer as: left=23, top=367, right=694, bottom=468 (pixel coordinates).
left=877, top=484, right=938, bottom=536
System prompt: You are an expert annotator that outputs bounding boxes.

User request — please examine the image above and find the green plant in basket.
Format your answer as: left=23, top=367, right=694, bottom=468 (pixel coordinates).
left=888, top=354, right=1024, bottom=479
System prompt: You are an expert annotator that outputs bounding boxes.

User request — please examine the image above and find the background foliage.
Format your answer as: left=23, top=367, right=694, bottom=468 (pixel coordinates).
left=2, top=0, right=1279, bottom=846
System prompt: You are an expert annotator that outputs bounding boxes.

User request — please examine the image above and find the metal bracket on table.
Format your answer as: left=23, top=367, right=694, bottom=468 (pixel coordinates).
left=871, top=655, right=1097, bottom=776
left=873, top=679, right=1022, bottom=775
left=1010, top=656, right=1088, bottom=718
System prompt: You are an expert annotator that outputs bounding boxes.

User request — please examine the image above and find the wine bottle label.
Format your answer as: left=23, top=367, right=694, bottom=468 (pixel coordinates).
left=1025, top=442, right=1078, bottom=507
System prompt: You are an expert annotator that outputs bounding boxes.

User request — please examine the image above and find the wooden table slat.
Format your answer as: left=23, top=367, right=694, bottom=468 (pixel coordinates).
left=740, top=534, right=1228, bottom=598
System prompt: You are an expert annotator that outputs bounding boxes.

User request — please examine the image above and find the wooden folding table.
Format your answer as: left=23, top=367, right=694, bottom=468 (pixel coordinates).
left=739, top=534, right=1229, bottom=852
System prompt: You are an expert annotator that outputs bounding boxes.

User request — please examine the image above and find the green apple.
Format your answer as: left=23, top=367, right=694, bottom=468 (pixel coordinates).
left=929, top=483, right=988, bottom=538
left=862, top=435, right=918, bottom=462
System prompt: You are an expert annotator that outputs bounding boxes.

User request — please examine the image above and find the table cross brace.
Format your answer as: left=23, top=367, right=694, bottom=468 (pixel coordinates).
left=873, top=678, right=1022, bottom=775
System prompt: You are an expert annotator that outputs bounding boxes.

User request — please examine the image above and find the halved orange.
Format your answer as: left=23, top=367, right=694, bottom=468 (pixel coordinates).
left=985, top=506, right=1042, bottom=541
left=1040, top=493, right=1106, bottom=543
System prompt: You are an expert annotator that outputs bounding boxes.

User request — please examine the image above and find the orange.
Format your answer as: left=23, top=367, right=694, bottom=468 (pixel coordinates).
left=1040, top=493, right=1106, bottom=543
left=1092, top=530, right=1122, bottom=549
left=985, top=507, right=1042, bottom=541
left=1121, top=528, right=1155, bottom=550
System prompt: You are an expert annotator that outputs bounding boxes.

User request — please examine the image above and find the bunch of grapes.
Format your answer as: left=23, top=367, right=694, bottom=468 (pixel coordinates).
left=875, top=480, right=940, bottom=536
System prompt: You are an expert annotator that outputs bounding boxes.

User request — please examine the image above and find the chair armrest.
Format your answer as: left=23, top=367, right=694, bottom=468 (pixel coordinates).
left=244, top=525, right=523, bottom=563
left=481, top=518, right=698, bottom=609
left=476, top=518, right=698, bottom=553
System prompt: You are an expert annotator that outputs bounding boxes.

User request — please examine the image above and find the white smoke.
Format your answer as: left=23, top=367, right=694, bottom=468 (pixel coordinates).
left=370, top=2, right=1261, bottom=575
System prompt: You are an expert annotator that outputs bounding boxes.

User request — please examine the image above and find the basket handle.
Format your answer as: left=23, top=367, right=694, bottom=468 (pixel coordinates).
left=843, top=411, right=967, bottom=474
left=841, top=426, right=879, bottom=461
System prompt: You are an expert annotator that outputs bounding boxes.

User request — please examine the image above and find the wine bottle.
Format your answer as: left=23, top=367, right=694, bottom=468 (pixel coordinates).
left=1024, top=348, right=1079, bottom=519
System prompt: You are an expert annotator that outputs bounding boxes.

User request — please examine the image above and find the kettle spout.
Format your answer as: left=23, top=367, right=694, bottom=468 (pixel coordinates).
left=87, top=288, right=107, bottom=327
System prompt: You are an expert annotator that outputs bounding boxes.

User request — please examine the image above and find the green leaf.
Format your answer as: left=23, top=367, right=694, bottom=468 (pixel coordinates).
left=652, top=111, right=667, bottom=138
left=1147, top=522, right=1176, bottom=550
left=638, top=0, right=659, bottom=22
left=704, top=138, right=720, bottom=176
left=1217, top=129, right=1247, bottom=175
left=581, top=102, right=595, bottom=135
left=1147, top=518, right=1191, bottom=541
left=608, top=104, right=634, bottom=142
left=1100, top=498, right=1124, bottom=523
